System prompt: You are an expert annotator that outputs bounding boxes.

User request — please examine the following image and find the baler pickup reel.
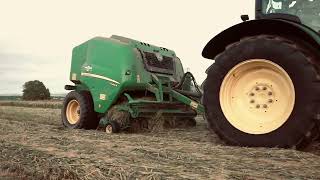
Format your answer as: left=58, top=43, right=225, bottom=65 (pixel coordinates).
left=99, top=72, right=204, bottom=133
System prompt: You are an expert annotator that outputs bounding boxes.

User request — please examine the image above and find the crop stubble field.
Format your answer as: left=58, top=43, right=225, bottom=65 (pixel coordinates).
left=1, top=101, right=320, bottom=179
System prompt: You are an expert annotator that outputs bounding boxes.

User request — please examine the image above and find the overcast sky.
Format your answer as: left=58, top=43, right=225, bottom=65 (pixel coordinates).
left=0, top=0, right=254, bottom=95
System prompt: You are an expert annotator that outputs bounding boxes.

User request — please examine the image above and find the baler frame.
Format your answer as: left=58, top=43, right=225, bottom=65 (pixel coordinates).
left=99, top=72, right=204, bottom=128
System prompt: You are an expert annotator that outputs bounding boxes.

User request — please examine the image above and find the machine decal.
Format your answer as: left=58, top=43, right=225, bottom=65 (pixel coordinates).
left=81, top=73, right=120, bottom=84
left=84, top=65, right=93, bottom=72
left=110, top=83, right=118, bottom=87
left=137, top=75, right=141, bottom=83
left=99, top=94, right=106, bottom=100
left=71, top=73, right=77, bottom=80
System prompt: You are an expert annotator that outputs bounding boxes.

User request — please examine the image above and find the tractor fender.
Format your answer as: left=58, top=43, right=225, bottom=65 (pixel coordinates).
left=202, top=19, right=320, bottom=61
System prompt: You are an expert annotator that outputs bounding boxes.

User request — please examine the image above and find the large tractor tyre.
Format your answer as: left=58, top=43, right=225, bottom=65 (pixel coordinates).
left=200, top=79, right=206, bottom=104
left=62, top=91, right=99, bottom=129
left=203, top=35, right=320, bottom=149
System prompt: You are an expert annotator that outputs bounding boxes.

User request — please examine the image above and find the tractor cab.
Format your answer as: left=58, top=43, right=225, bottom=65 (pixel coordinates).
left=256, top=0, right=320, bottom=32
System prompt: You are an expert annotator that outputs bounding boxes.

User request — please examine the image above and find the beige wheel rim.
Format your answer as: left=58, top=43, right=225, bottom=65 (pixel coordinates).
left=106, top=125, right=113, bottom=134
left=66, top=100, right=80, bottom=124
left=219, top=59, right=295, bottom=134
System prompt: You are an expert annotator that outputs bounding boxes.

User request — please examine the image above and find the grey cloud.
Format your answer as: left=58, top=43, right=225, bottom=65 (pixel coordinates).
left=0, top=52, right=69, bottom=94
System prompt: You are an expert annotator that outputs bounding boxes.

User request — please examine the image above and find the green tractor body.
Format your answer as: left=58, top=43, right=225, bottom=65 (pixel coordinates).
left=63, top=35, right=203, bottom=132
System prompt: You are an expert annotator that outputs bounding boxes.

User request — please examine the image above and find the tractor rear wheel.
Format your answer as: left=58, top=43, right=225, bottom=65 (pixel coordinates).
left=203, top=35, right=320, bottom=149
left=62, top=91, right=99, bottom=129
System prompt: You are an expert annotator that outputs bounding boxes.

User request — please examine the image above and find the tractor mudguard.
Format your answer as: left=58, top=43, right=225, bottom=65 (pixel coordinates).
left=202, top=19, right=320, bottom=61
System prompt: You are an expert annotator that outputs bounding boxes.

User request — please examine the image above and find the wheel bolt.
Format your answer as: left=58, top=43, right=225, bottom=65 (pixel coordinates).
left=256, top=104, right=260, bottom=109
left=268, top=99, right=273, bottom=103
left=263, top=104, right=268, bottom=108
left=250, top=93, right=255, bottom=96
left=268, top=92, right=273, bottom=96
left=250, top=100, right=255, bottom=104
left=255, top=87, right=260, bottom=91
left=262, top=87, right=267, bottom=91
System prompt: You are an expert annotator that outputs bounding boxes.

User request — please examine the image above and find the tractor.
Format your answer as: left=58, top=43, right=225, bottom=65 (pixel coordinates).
left=202, top=0, right=320, bottom=149
left=62, top=0, right=320, bottom=149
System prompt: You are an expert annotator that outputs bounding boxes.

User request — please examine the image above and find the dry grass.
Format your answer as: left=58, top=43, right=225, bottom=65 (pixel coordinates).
left=0, top=105, right=320, bottom=179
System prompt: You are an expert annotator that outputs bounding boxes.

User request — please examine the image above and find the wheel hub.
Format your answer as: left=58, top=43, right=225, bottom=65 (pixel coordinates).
left=66, top=100, right=80, bottom=125
left=219, top=59, right=295, bottom=134
left=248, top=84, right=275, bottom=111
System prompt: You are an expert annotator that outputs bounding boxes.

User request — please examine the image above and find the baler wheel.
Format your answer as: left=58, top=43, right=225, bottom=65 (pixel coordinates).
left=66, top=99, right=80, bottom=125
left=203, top=35, right=320, bottom=149
left=105, top=102, right=131, bottom=131
left=62, top=91, right=99, bottom=129
left=105, top=121, right=120, bottom=134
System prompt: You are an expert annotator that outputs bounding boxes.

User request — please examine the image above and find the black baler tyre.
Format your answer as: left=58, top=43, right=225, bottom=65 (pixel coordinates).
left=105, top=121, right=120, bottom=134
left=203, top=35, right=320, bottom=149
left=62, top=91, right=99, bottom=129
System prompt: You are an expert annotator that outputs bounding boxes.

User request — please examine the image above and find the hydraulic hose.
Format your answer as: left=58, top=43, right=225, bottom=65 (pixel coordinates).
left=173, top=72, right=202, bottom=98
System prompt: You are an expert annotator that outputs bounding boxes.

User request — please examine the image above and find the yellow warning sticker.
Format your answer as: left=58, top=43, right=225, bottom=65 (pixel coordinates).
left=99, top=94, right=106, bottom=100
left=71, top=73, right=77, bottom=80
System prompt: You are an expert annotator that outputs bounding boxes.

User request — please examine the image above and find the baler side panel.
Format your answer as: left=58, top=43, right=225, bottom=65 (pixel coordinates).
left=70, top=43, right=88, bottom=83
left=82, top=38, right=132, bottom=113
left=79, top=37, right=153, bottom=113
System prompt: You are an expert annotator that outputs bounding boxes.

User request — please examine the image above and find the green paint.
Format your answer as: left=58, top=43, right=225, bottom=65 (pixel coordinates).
left=68, top=35, right=203, bottom=118
left=170, top=90, right=204, bottom=113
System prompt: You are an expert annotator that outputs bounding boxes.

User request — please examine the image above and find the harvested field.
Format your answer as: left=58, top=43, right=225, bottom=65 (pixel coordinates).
left=0, top=104, right=320, bottom=179
left=0, top=100, right=62, bottom=109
